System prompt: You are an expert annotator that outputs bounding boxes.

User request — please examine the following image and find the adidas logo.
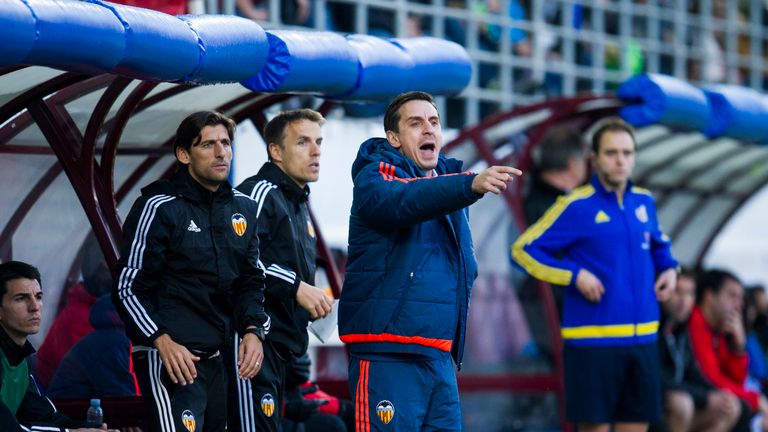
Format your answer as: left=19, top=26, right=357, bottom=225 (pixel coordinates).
left=595, top=210, right=610, bottom=224
left=187, top=220, right=201, bottom=232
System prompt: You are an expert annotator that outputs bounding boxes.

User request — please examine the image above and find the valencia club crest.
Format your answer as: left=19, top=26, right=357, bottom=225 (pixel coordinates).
left=231, top=213, right=247, bottom=237
left=376, top=400, right=395, bottom=424
left=261, top=393, right=275, bottom=417
left=181, top=410, right=195, bottom=432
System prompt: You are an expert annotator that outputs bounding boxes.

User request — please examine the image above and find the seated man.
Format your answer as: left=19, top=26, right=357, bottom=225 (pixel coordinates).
left=659, top=269, right=740, bottom=432
left=36, top=234, right=112, bottom=389
left=689, top=269, right=768, bottom=432
left=0, top=261, right=114, bottom=432
left=47, top=295, right=138, bottom=399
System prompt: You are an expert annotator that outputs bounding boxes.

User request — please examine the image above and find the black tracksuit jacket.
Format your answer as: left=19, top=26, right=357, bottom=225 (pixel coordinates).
left=237, top=162, right=317, bottom=357
left=113, top=168, right=270, bottom=352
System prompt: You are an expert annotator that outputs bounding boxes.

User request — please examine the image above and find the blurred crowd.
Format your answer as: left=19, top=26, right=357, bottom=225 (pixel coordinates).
left=652, top=268, right=768, bottom=432
left=101, top=0, right=768, bottom=125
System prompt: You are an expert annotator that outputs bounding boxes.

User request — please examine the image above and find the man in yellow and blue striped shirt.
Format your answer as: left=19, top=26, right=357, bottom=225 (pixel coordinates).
left=512, top=118, right=678, bottom=432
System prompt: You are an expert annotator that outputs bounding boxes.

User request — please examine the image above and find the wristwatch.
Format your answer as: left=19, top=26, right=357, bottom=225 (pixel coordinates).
left=243, top=327, right=266, bottom=342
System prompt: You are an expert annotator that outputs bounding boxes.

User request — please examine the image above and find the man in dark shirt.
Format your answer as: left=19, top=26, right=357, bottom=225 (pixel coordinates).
left=113, top=111, right=270, bottom=432
left=230, top=109, right=332, bottom=431
left=523, top=126, right=587, bottom=226
left=658, top=269, right=740, bottom=432
left=0, top=260, right=113, bottom=432
left=518, top=126, right=587, bottom=363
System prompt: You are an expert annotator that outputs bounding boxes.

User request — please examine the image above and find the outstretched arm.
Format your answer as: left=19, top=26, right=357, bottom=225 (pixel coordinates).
left=353, top=162, right=520, bottom=229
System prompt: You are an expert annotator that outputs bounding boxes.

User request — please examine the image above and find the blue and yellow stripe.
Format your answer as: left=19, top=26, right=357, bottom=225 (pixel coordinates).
left=511, top=185, right=595, bottom=286
left=561, top=320, right=659, bottom=340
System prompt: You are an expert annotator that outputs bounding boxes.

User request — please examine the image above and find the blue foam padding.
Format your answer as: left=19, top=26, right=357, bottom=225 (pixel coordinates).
left=241, top=30, right=358, bottom=95
left=22, top=0, right=125, bottom=74
left=703, top=85, right=768, bottom=142
left=391, top=37, right=471, bottom=95
left=177, top=14, right=268, bottom=84
left=0, top=1, right=35, bottom=67
left=337, top=34, right=414, bottom=101
left=89, top=1, right=199, bottom=81
left=617, top=73, right=710, bottom=131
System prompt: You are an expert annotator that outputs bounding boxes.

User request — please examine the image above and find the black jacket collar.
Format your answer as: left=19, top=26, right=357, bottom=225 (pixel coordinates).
left=0, top=326, right=35, bottom=366
left=171, top=168, right=234, bottom=204
left=258, top=162, right=310, bottom=203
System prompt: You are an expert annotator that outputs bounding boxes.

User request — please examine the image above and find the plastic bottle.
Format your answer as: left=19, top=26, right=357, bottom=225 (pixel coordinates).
left=86, top=398, right=103, bottom=425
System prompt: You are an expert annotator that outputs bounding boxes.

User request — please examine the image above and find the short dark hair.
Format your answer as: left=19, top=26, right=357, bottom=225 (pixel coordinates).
left=534, top=127, right=586, bottom=172
left=696, top=268, right=740, bottom=305
left=383, top=91, right=438, bottom=134
left=591, top=118, right=636, bottom=153
left=263, top=109, right=325, bottom=161
left=678, top=266, right=698, bottom=282
left=173, top=111, right=236, bottom=157
left=0, top=261, right=41, bottom=298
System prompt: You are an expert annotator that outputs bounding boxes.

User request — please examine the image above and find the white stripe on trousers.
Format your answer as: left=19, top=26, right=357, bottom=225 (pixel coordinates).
left=148, top=350, right=177, bottom=432
left=234, top=334, right=257, bottom=432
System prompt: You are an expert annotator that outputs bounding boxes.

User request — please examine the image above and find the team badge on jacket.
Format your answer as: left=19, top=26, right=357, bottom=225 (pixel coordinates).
left=307, top=218, right=315, bottom=239
left=231, top=213, right=247, bottom=237
left=181, top=410, right=195, bottom=432
left=376, top=400, right=395, bottom=424
left=635, top=205, right=648, bottom=223
left=261, top=393, right=275, bottom=417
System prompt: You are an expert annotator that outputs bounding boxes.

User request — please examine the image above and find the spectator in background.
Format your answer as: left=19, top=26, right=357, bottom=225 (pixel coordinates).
left=658, top=269, right=741, bottom=432
left=744, top=286, right=768, bottom=394
left=445, top=0, right=531, bottom=89
left=516, top=126, right=587, bottom=363
left=523, top=126, right=588, bottom=226
left=0, top=261, right=114, bottom=432
left=36, top=235, right=112, bottom=389
left=751, top=285, right=768, bottom=351
left=46, top=295, right=138, bottom=399
left=689, top=269, right=768, bottom=431
left=236, top=0, right=269, bottom=22
left=108, top=0, right=186, bottom=15
left=236, top=0, right=332, bottom=28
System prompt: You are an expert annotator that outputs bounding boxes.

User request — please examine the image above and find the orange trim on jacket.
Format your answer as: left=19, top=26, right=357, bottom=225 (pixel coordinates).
left=341, top=332, right=453, bottom=352
left=377, top=161, right=472, bottom=183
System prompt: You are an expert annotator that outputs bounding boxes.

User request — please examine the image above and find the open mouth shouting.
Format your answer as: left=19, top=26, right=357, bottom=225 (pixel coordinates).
left=419, top=142, right=437, bottom=159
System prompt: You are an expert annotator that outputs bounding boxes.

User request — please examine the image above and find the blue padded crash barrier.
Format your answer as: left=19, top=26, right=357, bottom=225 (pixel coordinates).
left=617, top=73, right=710, bottom=131
left=88, top=0, right=199, bottom=82
left=0, top=1, right=35, bottom=67
left=391, top=37, right=471, bottom=96
left=21, top=0, right=125, bottom=74
left=338, top=34, right=414, bottom=101
left=703, top=85, right=768, bottom=142
left=177, top=14, right=269, bottom=84
left=0, top=0, right=473, bottom=97
left=242, top=30, right=358, bottom=95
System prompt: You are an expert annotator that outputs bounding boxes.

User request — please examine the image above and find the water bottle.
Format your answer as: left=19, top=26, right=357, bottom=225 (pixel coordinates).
left=86, top=398, right=103, bottom=425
